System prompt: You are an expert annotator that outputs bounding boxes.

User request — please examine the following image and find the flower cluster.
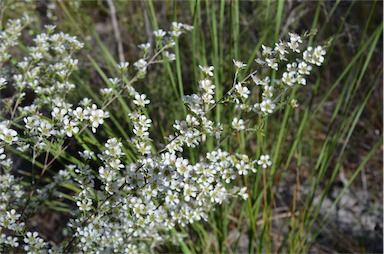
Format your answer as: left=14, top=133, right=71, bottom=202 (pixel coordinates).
left=71, top=146, right=258, bottom=252
left=64, top=28, right=326, bottom=253
left=0, top=18, right=108, bottom=252
left=0, top=12, right=327, bottom=253
left=0, top=15, right=30, bottom=63
left=220, top=31, right=328, bottom=137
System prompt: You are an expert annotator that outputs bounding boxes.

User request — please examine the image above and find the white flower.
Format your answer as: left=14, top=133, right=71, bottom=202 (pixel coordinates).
left=100, top=87, right=113, bottom=97
left=0, top=77, right=7, bottom=89
left=108, top=77, right=120, bottom=87
left=1, top=158, right=13, bottom=169
left=138, top=42, right=151, bottom=51
left=236, top=160, right=250, bottom=175
left=6, top=209, right=21, bottom=221
left=298, top=61, right=312, bottom=75
left=290, top=99, right=299, bottom=108
left=51, top=107, right=67, bottom=121
left=79, top=150, right=94, bottom=160
left=63, top=118, right=79, bottom=137
left=296, top=75, right=307, bottom=85
left=199, top=65, right=214, bottom=76
left=260, top=99, right=275, bottom=114
left=262, top=45, right=273, bottom=56
left=274, top=42, right=288, bottom=56
left=153, top=29, right=166, bottom=38
left=133, top=94, right=150, bottom=107
left=117, top=62, right=129, bottom=72
left=199, top=79, right=214, bottom=91
left=289, top=32, right=302, bottom=43
left=5, top=235, right=19, bottom=248
left=0, top=147, right=6, bottom=160
left=79, top=98, right=92, bottom=106
left=99, top=166, right=115, bottom=182
left=163, top=51, right=176, bottom=61
left=266, top=58, right=278, bottom=70
left=136, top=141, right=152, bottom=155
left=76, top=198, right=92, bottom=211
left=86, top=104, right=109, bottom=133
left=170, top=22, right=184, bottom=37
left=238, top=187, right=249, bottom=200
left=165, top=190, right=179, bottom=206
left=234, top=83, right=250, bottom=99
left=287, top=62, right=297, bottom=72
left=0, top=125, right=18, bottom=144
left=262, top=85, right=274, bottom=98
left=176, top=157, right=191, bottom=178
left=282, top=71, right=296, bottom=86
left=313, top=45, right=326, bottom=66
left=233, top=59, right=246, bottom=69
left=73, top=107, right=86, bottom=121
left=133, top=59, right=148, bottom=72
left=24, top=231, right=39, bottom=244
left=314, top=45, right=326, bottom=57
left=257, top=154, right=272, bottom=168
left=210, top=183, right=227, bottom=204
left=38, top=120, right=54, bottom=137
left=288, top=33, right=302, bottom=53
left=183, top=184, right=197, bottom=202
left=303, top=46, right=326, bottom=66
left=288, top=41, right=300, bottom=53
left=232, top=117, right=245, bottom=131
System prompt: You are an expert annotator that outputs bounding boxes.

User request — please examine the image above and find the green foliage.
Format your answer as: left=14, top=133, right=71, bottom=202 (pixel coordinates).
left=0, top=0, right=381, bottom=253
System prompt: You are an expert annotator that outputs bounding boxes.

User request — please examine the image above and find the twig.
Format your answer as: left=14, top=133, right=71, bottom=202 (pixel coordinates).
left=141, top=0, right=154, bottom=55
left=106, top=0, right=125, bottom=63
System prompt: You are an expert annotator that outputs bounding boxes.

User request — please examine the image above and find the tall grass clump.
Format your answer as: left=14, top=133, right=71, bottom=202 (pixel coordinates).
left=0, top=0, right=382, bottom=253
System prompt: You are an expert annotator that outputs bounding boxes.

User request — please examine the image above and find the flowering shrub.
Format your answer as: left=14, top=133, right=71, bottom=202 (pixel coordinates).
left=0, top=13, right=327, bottom=253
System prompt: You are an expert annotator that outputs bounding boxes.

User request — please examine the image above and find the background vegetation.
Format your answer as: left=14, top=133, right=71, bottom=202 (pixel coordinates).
left=2, top=0, right=382, bottom=253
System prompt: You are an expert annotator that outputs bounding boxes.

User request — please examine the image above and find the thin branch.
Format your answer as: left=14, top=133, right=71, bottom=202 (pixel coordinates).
left=141, top=0, right=154, bottom=55
left=107, top=0, right=125, bottom=63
